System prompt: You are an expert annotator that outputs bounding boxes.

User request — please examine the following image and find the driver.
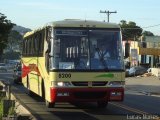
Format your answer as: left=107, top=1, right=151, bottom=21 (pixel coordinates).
left=94, top=45, right=110, bottom=60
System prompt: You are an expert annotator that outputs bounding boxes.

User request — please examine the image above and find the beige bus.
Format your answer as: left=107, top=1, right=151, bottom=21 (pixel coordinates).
left=22, top=19, right=125, bottom=108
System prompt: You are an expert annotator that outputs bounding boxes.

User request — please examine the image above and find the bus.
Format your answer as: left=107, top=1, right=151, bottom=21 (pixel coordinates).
left=22, top=19, right=125, bottom=108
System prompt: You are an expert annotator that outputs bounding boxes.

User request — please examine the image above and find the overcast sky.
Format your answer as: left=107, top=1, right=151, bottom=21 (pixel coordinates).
left=0, top=0, right=160, bottom=35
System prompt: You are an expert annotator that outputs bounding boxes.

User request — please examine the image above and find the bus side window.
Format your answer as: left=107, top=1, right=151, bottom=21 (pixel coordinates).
left=36, top=32, right=44, bottom=56
left=39, top=33, right=42, bottom=55
left=26, top=39, right=30, bottom=56
left=25, top=40, right=27, bottom=56
left=22, top=40, right=26, bottom=56
left=31, top=37, right=34, bottom=56
left=39, top=32, right=44, bottom=56
left=34, top=35, right=39, bottom=56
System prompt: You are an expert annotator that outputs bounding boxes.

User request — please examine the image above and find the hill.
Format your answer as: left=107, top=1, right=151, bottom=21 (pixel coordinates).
left=12, top=25, right=31, bottom=35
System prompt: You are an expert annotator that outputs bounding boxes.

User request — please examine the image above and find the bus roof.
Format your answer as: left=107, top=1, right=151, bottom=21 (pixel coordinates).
left=24, top=19, right=120, bottom=38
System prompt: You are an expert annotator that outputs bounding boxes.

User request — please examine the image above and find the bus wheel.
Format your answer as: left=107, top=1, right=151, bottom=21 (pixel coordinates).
left=41, top=79, right=45, bottom=100
left=45, top=100, right=55, bottom=108
left=97, top=101, right=108, bottom=108
left=27, top=76, right=34, bottom=97
left=41, top=80, right=55, bottom=108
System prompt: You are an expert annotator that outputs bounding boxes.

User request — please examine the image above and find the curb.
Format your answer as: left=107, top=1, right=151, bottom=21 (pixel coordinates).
left=0, top=80, right=37, bottom=120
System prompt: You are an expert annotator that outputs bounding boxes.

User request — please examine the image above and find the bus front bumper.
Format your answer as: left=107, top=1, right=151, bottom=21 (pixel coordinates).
left=50, top=87, right=124, bottom=102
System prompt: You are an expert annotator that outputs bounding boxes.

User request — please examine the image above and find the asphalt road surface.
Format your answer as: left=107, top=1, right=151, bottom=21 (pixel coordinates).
left=0, top=70, right=160, bottom=120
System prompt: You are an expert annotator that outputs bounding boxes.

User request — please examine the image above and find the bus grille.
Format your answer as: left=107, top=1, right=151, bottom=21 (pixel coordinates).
left=74, top=92, right=106, bottom=99
left=71, top=81, right=108, bottom=87
left=72, top=82, right=88, bottom=86
left=92, top=82, right=108, bottom=86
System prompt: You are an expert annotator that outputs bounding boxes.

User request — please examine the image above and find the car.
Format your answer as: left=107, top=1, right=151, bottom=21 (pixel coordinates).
left=127, top=66, right=147, bottom=77
left=13, top=64, right=22, bottom=84
left=125, top=68, right=130, bottom=77
left=0, top=63, right=7, bottom=72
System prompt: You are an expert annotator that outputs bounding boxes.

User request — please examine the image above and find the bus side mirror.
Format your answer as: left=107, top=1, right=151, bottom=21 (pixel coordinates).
left=46, top=41, right=51, bottom=53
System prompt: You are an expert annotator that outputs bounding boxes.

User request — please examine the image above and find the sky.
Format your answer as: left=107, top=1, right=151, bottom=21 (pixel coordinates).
left=0, top=0, right=160, bottom=35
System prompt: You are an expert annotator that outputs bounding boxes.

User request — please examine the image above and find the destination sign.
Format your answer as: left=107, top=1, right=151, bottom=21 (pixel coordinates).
left=55, top=30, right=87, bottom=36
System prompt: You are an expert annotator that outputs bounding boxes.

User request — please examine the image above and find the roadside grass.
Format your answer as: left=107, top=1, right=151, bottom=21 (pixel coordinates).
left=0, top=96, right=4, bottom=118
left=0, top=92, right=16, bottom=119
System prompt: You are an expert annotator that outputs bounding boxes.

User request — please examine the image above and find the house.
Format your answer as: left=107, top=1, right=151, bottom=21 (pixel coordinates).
left=139, top=36, right=160, bottom=68
left=123, top=40, right=139, bottom=67
left=123, top=36, right=160, bottom=68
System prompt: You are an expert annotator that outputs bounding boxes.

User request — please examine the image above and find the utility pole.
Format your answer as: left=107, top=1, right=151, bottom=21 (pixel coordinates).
left=100, top=10, right=117, bottom=22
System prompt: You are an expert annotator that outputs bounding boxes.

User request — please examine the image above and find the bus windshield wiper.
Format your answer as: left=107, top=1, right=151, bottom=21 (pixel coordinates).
left=96, top=49, right=109, bottom=70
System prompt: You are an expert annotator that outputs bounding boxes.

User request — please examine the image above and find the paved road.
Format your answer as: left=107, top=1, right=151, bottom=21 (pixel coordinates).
left=0, top=70, right=13, bottom=80
left=1, top=71, right=160, bottom=120
left=126, top=76, right=160, bottom=95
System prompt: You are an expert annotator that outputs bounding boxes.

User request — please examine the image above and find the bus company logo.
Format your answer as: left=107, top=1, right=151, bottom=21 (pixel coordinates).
left=95, top=73, right=114, bottom=78
left=22, top=64, right=40, bottom=77
left=29, top=64, right=39, bottom=72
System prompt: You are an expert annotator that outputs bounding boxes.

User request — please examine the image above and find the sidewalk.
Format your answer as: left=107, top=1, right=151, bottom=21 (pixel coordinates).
left=125, top=76, right=160, bottom=95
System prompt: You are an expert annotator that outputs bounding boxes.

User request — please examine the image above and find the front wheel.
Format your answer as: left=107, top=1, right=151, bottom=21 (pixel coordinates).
left=97, top=101, right=108, bottom=108
left=26, top=76, right=35, bottom=97
left=45, top=100, right=55, bottom=108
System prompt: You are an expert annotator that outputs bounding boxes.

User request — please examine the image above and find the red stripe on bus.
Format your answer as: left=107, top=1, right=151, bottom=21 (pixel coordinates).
left=22, top=64, right=41, bottom=78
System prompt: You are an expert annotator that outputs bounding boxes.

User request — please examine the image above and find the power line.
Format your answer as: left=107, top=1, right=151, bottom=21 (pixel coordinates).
left=121, top=28, right=142, bottom=30
left=100, top=10, right=117, bottom=22
left=142, top=24, right=160, bottom=28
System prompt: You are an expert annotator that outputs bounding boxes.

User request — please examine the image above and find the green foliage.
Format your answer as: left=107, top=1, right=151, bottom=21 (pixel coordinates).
left=2, top=51, right=21, bottom=60
left=142, top=31, right=154, bottom=36
left=0, top=99, right=16, bottom=118
left=0, top=12, right=15, bottom=60
left=0, top=94, right=5, bottom=118
left=0, top=101, right=2, bottom=118
left=119, top=20, right=143, bottom=41
left=8, top=106, right=15, bottom=115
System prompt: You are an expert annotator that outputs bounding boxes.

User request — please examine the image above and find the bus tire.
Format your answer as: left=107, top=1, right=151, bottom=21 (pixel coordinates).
left=27, top=75, right=34, bottom=97
left=97, top=101, right=108, bottom=108
left=41, top=79, right=55, bottom=108
left=45, top=100, right=55, bottom=108
left=41, top=79, right=45, bottom=100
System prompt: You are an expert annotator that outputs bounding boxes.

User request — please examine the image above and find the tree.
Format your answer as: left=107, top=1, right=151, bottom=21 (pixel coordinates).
left=0, top=13, right=15, bottom=61
left=7, top=30, right=23, bottom=52
left=142, top=31, right=154, bottom=36
left=119, top=20, right=143, bottom=41
left=120, top=20, right=143, bottom=58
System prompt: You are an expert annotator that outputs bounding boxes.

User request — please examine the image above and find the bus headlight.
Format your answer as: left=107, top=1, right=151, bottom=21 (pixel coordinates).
left=51, top=81, right=72, bottom=87
left=57, top=82, right=63, bottom=86
left=108, top=81, right=125, bottom=87
left=57, top=82, right=72, bottom=87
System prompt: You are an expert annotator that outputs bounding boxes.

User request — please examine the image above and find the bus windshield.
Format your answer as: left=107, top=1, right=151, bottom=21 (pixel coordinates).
left=50, top=28, right=124, bottom=70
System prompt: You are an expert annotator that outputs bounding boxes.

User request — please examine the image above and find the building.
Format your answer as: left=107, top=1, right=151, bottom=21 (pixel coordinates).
left=123, top=40, right=139, bottom=67
left=139, top=36, right=160, bottom=68
left=123, top=36, right=160, bottom=68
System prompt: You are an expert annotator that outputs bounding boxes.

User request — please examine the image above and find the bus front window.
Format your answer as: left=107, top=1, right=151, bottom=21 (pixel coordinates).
left=50, top=29, right=124, bottom=70
left=51, top=29, right=90, bottom=70
left=89, top=30, right=124, bottom=70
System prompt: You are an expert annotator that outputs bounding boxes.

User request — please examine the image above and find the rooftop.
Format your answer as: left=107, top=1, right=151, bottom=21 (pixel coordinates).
left=24, top=19, right=120, bottom=38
